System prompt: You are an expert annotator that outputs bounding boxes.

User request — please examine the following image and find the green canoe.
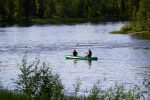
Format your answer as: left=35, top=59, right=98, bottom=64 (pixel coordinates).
left=65, top=55, right=98, bottom=60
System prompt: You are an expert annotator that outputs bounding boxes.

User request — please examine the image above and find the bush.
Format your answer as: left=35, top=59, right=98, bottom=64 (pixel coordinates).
left=14, top=55, right=64, bottom=100
left=120, top=24, right=132, bottom=32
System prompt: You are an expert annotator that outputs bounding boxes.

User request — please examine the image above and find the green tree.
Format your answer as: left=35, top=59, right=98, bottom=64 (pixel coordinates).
left=6, top=0, right=15, bottom=22
left=0, top=0, right=7, bottom=24
left=35, top=0, right=45, bottom=18
left=44, top=0, right=56, bottom=18
left=0, top=0, right=146, bottom=26
left=137, top=0, right=150, bottom=31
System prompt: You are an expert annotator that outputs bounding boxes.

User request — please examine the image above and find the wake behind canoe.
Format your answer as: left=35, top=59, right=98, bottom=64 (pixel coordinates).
left=65, top=55, right=98, bottom=60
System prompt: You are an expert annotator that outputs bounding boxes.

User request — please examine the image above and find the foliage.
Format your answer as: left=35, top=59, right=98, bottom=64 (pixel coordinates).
left=136, top=0, right=150, bottom=31
left=14, top=55, right=64, bottom=100
left=0, top=0, right=149, bottom=29
left=117, top=0, right=150, bottom=33
left=73, top=77, right=82, bottom=96
left=0, top=0, right=142, bottom=26
left=0, top=82, right=146, bottom=100
left=0, top=84, right=28, bottom=100
left=120, top=24, right=132, bottom=32
left=88, top=85, right=100, bottom=100
left=65, top=83, right=145, bottom=100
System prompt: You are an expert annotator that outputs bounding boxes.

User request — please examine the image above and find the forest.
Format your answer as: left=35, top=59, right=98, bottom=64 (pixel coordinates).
left=0, top=0, right=149, bottom=31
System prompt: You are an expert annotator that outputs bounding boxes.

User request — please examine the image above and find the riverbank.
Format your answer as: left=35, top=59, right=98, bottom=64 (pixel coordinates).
left=0, top=84, right=145, bottom=100
left=32, top=17, right=124, bottom=25
left=0, top=88, right=28, bottom=100
left=112, top=30, right=150, bottom=34
left=111, top=23, right=150, bottom=34
left=0, top=17, right=126, bottom=27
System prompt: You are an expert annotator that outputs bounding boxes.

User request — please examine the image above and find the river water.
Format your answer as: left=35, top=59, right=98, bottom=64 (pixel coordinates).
left=0, top=22, right=149, bottom=95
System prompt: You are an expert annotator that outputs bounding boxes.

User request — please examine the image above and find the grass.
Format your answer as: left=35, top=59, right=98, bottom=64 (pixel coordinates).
left=0, top=86, right=28, bottom=100
left=0, top=84, right=145, bottom=100
left=111, top=22, right=150, bottom=34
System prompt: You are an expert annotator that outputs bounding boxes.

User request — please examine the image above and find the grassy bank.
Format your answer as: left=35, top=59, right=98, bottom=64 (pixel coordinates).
left=0, top=55, right=147, bottom=100
left=0, top=83, right=146, bottom=100
left=0, top=87, right=28, bottom=100
left=111, top=23, right=150, bottom=34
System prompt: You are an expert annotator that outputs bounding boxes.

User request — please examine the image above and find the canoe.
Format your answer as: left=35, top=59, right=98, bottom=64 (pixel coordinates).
left=65, top=55, right=98, bottom=60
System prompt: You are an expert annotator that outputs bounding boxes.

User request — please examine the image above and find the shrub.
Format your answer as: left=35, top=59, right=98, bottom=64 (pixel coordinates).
left=14, top=55, right=64, bottom=100
left=120, top=24, right=132, bottom=32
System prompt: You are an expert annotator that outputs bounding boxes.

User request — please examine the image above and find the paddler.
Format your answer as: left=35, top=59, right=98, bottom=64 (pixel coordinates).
left=86, top=49, right=92, bottom=57
left=72, top=49, right=78, bottom=56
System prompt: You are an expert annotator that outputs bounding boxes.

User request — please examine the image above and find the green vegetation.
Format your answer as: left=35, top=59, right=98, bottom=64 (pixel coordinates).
left=0, top=0, right=140, bottom=26
left=112, top=0, right=150, bottom=34
left=0, top=55, right=147, bottom=100
left=0, top=85, right=28, bottom=100
left=32, top=17, right=121, bottom=25
left=14, top=55, right=64, bottom=99
left=0, top=0, right=149, bottom=33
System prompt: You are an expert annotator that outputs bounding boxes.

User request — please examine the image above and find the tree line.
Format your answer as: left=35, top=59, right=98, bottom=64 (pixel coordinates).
left=0, top=0, right=149, bottom=26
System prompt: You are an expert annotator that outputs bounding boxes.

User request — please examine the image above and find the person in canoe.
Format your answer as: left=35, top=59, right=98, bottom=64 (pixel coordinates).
left=86, top=49, right=92, bottom=57
left=72, top=49, right=78, bottom=56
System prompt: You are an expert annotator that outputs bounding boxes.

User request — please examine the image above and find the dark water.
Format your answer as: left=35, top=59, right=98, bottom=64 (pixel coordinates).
left=0, top=23, right=149, bottom=95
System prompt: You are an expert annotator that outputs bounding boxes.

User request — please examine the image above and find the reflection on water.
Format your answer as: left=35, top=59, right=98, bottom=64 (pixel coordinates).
left=0, top=23, right=150, bottom=97
left=87, top=60, right=92, bottom=66
left=131, top=34, right=150, bottom=40
left=72, top=60, right=92, bottom=68
left=73, top=60, right=78, bottom=67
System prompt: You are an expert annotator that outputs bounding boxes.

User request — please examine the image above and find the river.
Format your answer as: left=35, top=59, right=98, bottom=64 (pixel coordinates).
left=0, top=22, right=149, bottom=96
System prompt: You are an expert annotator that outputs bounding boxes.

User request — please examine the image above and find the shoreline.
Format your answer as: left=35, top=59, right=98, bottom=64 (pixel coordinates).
left=111, top=22, right=150, bottom=35
left=0, top=17, right=127, bottom=27
left=111, top=30, right=150, bottom=35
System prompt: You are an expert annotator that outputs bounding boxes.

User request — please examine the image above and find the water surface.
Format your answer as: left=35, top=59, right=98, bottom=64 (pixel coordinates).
left=0, top=23, right=149, bottom=95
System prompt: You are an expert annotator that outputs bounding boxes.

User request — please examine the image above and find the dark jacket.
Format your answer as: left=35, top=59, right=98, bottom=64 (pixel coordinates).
left=73, top=50, right=78, bottom=56
left=87, top=49, right=92, bottom=57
